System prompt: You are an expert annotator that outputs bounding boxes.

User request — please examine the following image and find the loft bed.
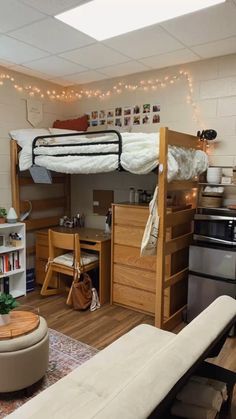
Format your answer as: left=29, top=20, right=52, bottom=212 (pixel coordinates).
left=12, top=128, right=207, bottom=177
left=10, top=127, right=207, bottom=330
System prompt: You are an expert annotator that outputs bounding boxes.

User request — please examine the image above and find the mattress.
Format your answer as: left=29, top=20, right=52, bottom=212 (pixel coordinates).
left=10, top=129, right=208, bottom=181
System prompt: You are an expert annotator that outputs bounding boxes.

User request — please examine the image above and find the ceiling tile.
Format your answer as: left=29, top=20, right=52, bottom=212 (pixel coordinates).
left=0, top=0, right=45, bottom=33
left=24, top=56, right=87, bottom=77
left=63, top=71, right=107, bottom=84
left=61, top=44, right=130, bottom=69
left=48, top=77, right=74, bottom=86
left=9, top=64, right=51, bottom=79
left=191, top=37, right=236, bottom=59
left=139, top=49, right=199, bottom=69
left=0, top=35, right=49, bottom=64
left=104, top=26, right=183, bottom=60
left=161, top=1, right=236, bottom=47
left=100, top=61, right=151, bottom=78
left=9, top=17, right=95, bottom=54
left=21, top=0, right=89, bottom=16
left=0, top=1, right=235, bottom=82
left=0, top=59, right=16, bottom=68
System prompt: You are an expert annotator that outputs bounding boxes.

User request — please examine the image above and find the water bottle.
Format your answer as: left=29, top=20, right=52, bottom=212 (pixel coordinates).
left=129, top=187, right=135, bottom=203
left=134, top=190, right=139, bottom=203
left=142, top=190, right=147, bottom=203
left=138, top=189, right=143, bottom=203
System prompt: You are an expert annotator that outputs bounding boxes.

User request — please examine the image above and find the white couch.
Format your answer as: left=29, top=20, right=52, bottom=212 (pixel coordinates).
left=7, top=296, right=236, bottom=419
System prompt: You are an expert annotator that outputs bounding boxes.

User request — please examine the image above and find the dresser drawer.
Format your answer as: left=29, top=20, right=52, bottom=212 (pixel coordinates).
left=113, top=263, right=156, bottom=292
left=36, top=233, right=48, bottom=246
left=113, top=244, right=156, bottom=271
left=113, top=283, right=155, bottom=315
left=36, top=244, right=49, bottom=260
left=36, top=258, right=47, bottom=285
left=113, top=205, right=149, bottom=227
left=113, top=226, right=144, bottom=247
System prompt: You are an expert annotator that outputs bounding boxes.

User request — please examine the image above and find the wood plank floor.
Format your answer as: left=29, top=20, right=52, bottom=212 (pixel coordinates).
left=19, top=290, right=236, bottom=417
left=19, top=290, right=154, bottom=349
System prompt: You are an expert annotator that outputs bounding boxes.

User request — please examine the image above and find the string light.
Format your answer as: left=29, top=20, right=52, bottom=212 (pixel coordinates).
left=0, top=69, right=203, bottom=125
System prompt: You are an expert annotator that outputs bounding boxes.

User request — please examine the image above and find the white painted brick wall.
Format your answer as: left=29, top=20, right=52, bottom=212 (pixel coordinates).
left=0, top=66, right=68, bottom=210
left=69, top=54, right=236, bottom=224
left=70, top=54, right=236, bottom=169
left=218, top=96, right=236, bottom=116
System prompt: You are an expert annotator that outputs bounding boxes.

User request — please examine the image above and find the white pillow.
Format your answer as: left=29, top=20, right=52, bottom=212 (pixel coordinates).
left=86, top=125, right=107, bottom=132
left=48, top=128, right=87, bottom=143
left=49, top=128, right=84, bottom=135
left=106, top=125, right=132, bottom=133
left=9, top=129, right=50, bottom=147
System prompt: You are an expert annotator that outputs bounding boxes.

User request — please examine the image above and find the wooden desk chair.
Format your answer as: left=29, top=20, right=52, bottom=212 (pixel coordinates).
left=40, top=230, right=99, bottom=302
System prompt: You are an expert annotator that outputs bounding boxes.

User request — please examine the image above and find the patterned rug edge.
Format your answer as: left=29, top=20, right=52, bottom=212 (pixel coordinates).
left=0, top=328, right=98, bottom=418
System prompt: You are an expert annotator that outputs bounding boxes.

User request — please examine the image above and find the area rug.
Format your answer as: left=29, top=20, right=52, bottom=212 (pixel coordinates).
left=0, top=329, right=98, bottom=418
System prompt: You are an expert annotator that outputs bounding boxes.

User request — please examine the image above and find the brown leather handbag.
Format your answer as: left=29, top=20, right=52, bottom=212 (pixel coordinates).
left=71, top=273, right=93, bottom=310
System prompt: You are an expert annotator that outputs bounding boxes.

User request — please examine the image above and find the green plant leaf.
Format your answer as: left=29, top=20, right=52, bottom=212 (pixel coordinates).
left=0, top=293, right=20, bottom=315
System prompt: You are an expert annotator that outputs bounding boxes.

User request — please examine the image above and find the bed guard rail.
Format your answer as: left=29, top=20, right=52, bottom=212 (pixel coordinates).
left=32, top=129, right=123, bottom=170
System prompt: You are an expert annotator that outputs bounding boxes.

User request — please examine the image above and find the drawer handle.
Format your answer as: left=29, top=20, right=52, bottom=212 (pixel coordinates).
left=80, top=240, right=96, bottom=246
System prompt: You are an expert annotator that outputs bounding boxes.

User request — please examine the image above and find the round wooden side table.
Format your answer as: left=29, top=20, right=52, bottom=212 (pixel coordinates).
left=0, top=312, right=49, bottom=392
left=0, top=310, right=40, bottom=340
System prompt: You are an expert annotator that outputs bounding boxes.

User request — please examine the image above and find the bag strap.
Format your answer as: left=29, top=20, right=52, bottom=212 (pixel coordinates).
left=45, top=257, right=53, bottom=272
left=67, top=234, right=80, bottom=305
left=67, top=233, right=85, bottom=305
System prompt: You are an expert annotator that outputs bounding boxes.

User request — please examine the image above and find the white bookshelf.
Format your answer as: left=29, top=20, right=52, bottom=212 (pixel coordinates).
left=0, top=222, right=26, bottom=298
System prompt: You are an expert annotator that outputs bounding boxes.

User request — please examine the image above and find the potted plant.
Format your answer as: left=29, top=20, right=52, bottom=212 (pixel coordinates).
left=0, top=208, right=7, bottom=224
left=0, top=293, right=19, bottom=326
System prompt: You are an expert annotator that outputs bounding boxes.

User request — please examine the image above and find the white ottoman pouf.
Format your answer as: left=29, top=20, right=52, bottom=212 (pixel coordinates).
left=0, top=316, right=49, bottom=392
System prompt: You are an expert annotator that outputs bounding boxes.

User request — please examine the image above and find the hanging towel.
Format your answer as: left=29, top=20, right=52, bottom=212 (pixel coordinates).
left=171, top=400, right=218, bottom=419
left=140, top=186, right=159, bottom=256
left=176, top=381, right=223, bottom=412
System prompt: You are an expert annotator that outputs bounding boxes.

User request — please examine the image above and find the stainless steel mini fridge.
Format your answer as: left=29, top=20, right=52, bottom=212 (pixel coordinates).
left=187, top=244, right=236, bottom=322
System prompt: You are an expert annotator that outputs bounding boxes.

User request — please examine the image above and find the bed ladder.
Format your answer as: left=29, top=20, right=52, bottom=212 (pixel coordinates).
left=155, top=127, right=204, bottom=330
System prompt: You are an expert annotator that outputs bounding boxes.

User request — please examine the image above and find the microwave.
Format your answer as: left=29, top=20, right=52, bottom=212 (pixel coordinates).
left=194, top=214, right=236, bottom=246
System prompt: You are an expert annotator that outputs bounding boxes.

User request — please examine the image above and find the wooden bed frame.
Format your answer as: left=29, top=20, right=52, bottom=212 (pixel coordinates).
left=156, top=127, right=205, bottom=329
left=10, top=140, right=70, bottom=258
left=10, top=127, right=205, bottom=330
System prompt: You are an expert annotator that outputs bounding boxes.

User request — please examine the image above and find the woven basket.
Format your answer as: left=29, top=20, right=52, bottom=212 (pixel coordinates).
left=200, top=194, right=222, bottom=208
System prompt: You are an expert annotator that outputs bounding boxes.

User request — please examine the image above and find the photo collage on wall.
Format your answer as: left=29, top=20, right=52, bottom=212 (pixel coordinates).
left=88, top=104, right=161, bottom=128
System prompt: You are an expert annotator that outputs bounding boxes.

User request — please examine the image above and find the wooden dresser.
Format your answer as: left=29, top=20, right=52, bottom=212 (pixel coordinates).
left=111, top=203, right=188, bottom=318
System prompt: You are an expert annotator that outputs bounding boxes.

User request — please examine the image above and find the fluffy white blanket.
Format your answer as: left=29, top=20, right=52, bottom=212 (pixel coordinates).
left=11, top=130, right=208, bottom=180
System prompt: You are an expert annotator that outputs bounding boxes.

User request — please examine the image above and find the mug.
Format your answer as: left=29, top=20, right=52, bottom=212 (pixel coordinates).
left=206, top=167, right=222, bottom=184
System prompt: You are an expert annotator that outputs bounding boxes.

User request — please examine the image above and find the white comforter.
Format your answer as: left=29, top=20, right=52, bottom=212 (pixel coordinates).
left=10, top=130, right=208, bottom=181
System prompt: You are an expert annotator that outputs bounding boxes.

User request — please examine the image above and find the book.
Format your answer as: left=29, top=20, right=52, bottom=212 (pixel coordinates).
left=3, top=276, right=10, bottom=293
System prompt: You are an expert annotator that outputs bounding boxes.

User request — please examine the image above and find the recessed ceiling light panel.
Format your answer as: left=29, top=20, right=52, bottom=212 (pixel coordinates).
left=55, top=0, right=226, bottom=41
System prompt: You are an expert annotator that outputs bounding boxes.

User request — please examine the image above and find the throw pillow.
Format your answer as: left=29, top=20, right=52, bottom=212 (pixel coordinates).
left=53, top=115, right=88, bottom=131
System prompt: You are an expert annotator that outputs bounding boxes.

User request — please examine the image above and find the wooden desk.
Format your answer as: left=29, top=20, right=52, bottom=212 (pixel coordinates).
left=35, top=227, right=111, bottom=305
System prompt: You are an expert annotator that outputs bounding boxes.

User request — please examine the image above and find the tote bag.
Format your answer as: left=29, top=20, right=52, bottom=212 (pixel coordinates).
left=71, top=273, right=93, bottom=310
left=140, top=187, right=159, bottom=256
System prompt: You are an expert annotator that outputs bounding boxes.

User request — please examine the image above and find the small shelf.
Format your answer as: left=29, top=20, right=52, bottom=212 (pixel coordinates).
left=199, top=183, right=236, bottom=187
left=0, top=268, right=24, bottom=278
left=0, top=245, right=24, bottom=254
left=0, top=222, right=26, bottom=296
left=10, top=289, right=25, bottom=298
left=197, top=207, right=236, bottom=215
left=0, top=222, right=25, bottom=227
